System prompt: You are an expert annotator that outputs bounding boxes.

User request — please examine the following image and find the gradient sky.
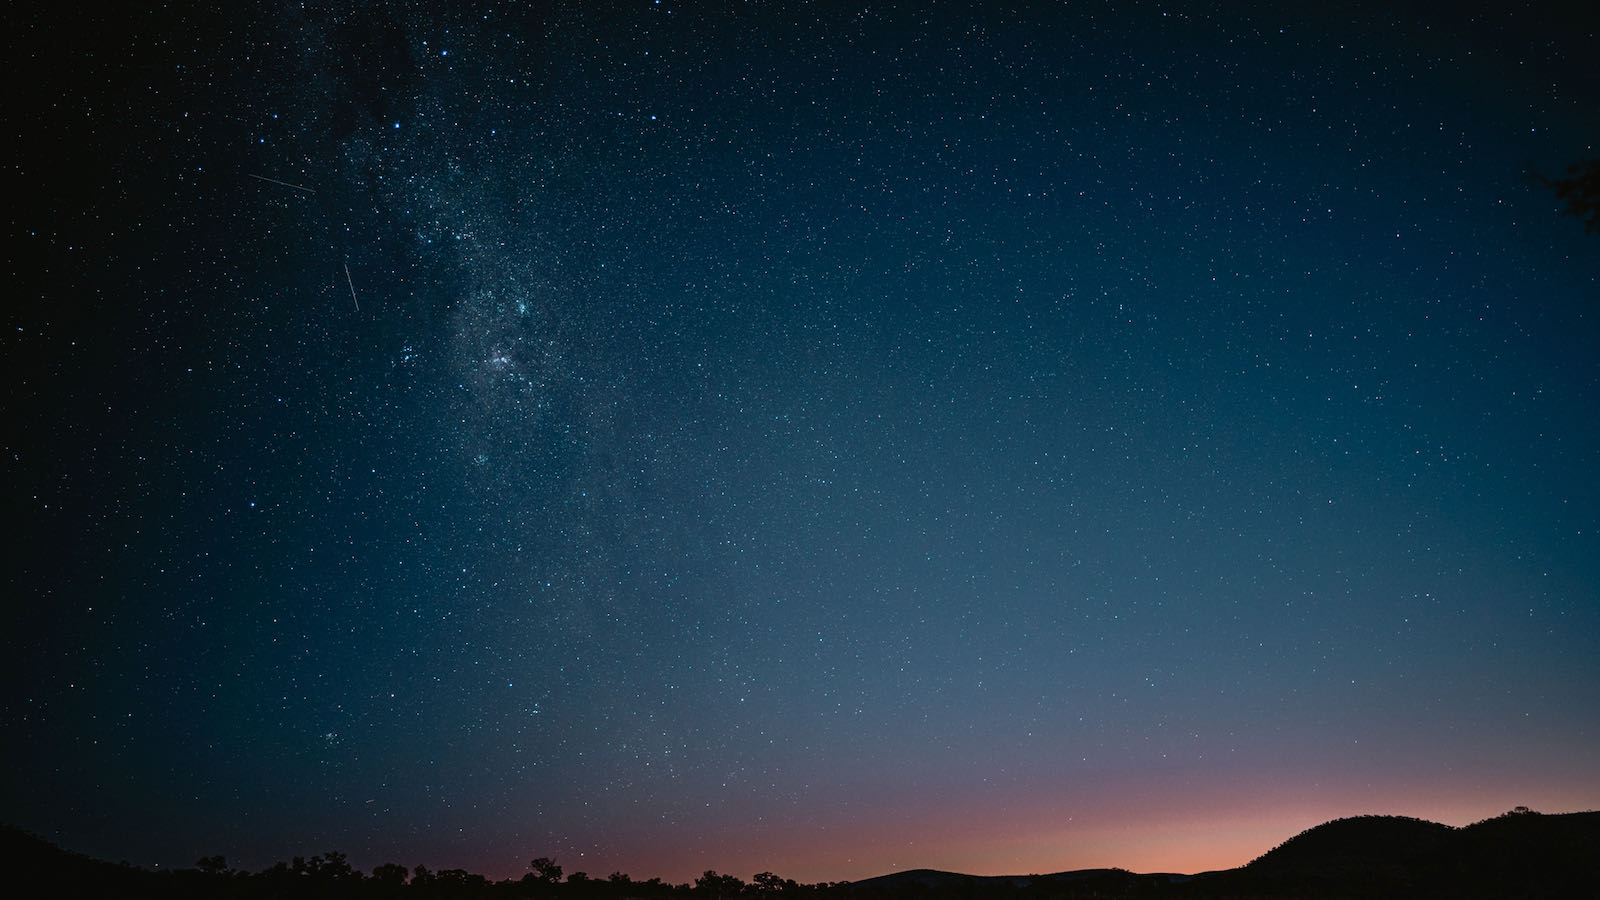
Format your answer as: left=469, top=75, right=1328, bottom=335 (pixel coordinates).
left=5, top=0, right=1599, bottom=885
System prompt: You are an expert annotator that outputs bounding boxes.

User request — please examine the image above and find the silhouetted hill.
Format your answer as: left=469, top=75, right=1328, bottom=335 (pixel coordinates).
left=849, top=869, right=974, bottom=890
left=1244, top=814, right=1456, bottom=876
left=0, top=824, right=160, bottom=898
left=846, top=811, right=1600, bottom=899
left=1204, top=809, right=1600, bottom=898
left=1443, top=809, right=1600, bottom=898
left=849, top=866, right=1160, bottom=891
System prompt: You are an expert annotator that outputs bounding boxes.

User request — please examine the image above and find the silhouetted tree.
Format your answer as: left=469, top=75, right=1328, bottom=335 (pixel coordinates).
left=434, top=867, right=488, bottom=894
left=1535, top=158, right=1600, bottom=231
left=195, top=854, right=231, bottom=876
left=696, top=870, right=747, bottom=900
left=257, top=858, right=295, bottom=888
left=753, top=872, right=800, bottom=893
left=307, top=850, right=359, bottom=882
left=529, top=856, right=564, bottom=884
left=371, top=862, right=409, bottom=887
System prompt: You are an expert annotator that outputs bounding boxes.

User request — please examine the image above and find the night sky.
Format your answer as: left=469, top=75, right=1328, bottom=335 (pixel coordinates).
left=5, top=0, right=1599, bottom=885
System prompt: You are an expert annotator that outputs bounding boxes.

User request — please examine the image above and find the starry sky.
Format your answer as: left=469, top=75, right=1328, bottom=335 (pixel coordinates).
left=4, top=0, right=1599, bottom=885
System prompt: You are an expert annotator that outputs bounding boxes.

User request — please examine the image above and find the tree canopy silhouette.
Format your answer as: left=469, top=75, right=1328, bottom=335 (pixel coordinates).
left=1535, top=158, right=1600, bottom=232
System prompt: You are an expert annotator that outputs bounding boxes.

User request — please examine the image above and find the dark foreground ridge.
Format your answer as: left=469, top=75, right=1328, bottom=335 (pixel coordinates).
left=4, top=808, right=1596, bottom=899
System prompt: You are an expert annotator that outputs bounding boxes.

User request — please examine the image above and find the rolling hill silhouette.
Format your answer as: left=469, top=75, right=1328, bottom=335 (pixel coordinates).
left=1201, top=809, right=1600, bottom=898
left=848, top=866, right=1188, bottom=892
left=843, top=810, right=1600, bottom=899
left=2, top=809, right=1596, bottom=899
left=1242, top=814, right=1457, bottom=876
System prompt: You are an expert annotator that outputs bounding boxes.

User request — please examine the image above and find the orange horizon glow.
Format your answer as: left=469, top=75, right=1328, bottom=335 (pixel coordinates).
left=430, top=784, right=1600, bottom=886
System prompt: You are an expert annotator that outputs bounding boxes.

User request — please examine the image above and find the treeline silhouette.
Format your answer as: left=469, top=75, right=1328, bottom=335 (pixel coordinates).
left=4, top=808, right=1597, bottom=900
left=1535, top=157, right=1600, bottom=232
left=0, top=832, right=839, bottom=900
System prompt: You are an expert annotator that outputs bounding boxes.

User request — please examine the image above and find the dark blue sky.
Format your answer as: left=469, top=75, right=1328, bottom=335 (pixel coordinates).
left=5, top=0, right=1598, bottom=884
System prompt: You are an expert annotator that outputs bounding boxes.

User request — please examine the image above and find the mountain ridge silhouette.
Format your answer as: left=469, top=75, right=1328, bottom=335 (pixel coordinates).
left=839, top=810, right=1600, bottom=898
left=3, top=809, right=1596, bottom=899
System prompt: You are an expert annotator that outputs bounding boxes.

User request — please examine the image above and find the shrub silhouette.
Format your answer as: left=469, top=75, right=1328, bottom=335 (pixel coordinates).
left=1535, top=158, right=1600, bottom=232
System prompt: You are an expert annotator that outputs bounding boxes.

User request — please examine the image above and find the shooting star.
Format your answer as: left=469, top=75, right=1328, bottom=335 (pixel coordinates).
left=245, top=172, right=315, bottom=194
left=344, top=262, right=360, bottom=312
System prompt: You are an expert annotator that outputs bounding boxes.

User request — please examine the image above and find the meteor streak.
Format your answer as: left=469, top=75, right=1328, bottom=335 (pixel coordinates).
left=245, top=172, right=315, bottom=194
left=344, top=262, right=360, bottom=312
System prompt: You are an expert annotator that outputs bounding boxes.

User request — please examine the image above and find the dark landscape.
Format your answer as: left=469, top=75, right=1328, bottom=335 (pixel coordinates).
left=6, top=809, right=1597, bottom=900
